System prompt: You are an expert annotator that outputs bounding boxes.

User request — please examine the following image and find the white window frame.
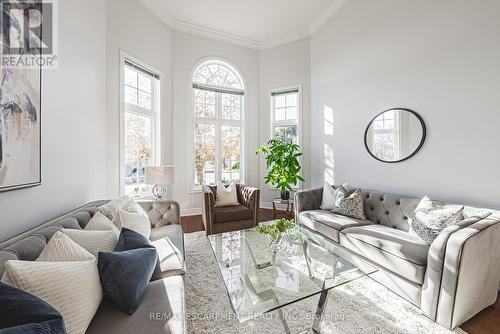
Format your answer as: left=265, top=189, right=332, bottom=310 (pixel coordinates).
left=119, top=51, right=162, bottom=197
left=189, top=58, right=246, bottom=192
left=268, top=85, right=303, bottom=191
left=270, top=85, right=302, bottom=146
left=370, top=111, right=401, bottom=161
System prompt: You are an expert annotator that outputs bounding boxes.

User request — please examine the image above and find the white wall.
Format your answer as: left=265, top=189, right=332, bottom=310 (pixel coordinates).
left=172, top=31, right=260, bottom=214
left=105, top=0, right=174, bottom=197
left=0, top=0, right=107, bottom=240
left=311, top=0, right=500, bottom=209
left=259, top=39, right=311, bottom=205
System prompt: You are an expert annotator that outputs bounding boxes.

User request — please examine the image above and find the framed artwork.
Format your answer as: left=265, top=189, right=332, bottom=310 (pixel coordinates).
left=0, top=2, right=42, bottom=192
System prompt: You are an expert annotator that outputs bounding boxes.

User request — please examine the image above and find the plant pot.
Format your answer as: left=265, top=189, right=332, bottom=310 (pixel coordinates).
left=280, top=189, right=290, bottom=200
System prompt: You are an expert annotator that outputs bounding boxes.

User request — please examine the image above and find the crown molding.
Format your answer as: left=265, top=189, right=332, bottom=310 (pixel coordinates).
left=139, top=0, right=349, bottom=50
left=259, top=28, right=310, bottom=50
left=172, top=19, right=261, bottom=50
left=308, top=0, right=348, bottom=34
left=139, top=0, right=174, bottom=26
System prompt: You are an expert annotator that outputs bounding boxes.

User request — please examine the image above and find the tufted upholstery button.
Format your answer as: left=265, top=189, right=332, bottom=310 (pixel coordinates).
left=385, top=211, right=390, bottom=215
left=380, top=197, right=384, bottom=201
left=396, top=201, right=401, bottom=205
left=403, top=216, right=408, bottom=220
left=376, top=220, right=380, bottom=224
left=366, top=195, right=370, bottom=199
left=371, top=207, right=374, bottom=211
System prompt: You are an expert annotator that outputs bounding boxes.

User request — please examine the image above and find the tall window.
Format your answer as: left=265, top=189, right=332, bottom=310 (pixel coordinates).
left=122, top=59, right=160, bottom=196
left=191, top=60, right=244, bottom=190
left=271, top=88, right=300, bottom=144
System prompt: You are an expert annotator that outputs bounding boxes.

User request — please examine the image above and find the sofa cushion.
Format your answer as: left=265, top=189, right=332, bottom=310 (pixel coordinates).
left=151, top=238, right=185, bottom=280
left=340, top=225, right=429, bottom=284
left=298, top=210, right=371, bottom=242
left=214, top=204, right=252, bottom=223
left=86, top=275, right=185, bottom=334
left=0, top=282, right=66, bottom=334
left=150, top=225, right=184, bottom=260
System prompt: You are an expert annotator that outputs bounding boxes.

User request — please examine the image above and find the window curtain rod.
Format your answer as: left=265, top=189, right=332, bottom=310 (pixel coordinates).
left=125, top=59, right=160, bottom=80
left=192, top=83, right=244, bottom=96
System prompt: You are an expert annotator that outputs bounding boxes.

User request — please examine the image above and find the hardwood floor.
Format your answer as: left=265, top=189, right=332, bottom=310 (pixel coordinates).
left=180, top=208, right=500, bottom=333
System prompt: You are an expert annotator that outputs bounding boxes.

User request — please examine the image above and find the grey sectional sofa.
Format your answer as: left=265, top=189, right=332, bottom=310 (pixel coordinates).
left=295, top=186, right=500, bottom=329
left=0, top=200, right=185, bottom=334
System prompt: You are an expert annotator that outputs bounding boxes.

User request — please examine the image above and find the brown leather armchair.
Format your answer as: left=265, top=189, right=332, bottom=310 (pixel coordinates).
left=202, top=184, right=260, bottom=236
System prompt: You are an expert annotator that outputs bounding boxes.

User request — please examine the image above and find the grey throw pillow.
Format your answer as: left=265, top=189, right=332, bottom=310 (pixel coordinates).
left=410, top=196, right=464, bottom=244
left=332, top=188, right=366, bottom=220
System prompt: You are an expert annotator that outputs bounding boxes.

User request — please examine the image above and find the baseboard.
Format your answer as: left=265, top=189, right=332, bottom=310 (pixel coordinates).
left=181, top=208, right=202, bottom=217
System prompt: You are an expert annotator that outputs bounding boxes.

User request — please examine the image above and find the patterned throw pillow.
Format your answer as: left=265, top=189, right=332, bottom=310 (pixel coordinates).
left=320, top=182, right=348, bottom=210
left=85, top=212, right=120, bottom=233
left=410, top=196, right=464, bottom=244
left=332, top=188, right=366, bottom=220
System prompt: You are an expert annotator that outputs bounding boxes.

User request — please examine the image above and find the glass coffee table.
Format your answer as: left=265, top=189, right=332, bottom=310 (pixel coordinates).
left=208, top=224, right=378, bottom=333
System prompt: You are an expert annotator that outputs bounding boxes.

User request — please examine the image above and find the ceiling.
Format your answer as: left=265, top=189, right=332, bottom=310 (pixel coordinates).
left=139, top=0, right=348, bottom=50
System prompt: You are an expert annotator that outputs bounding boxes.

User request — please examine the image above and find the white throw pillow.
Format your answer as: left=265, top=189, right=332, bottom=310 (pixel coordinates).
left=4, top=260, right=102, bottom=334
left=62, top=228, right=119, bottom=257
left=320, top=182, right=349, bottom=210
left=37, top=231, right=95, bottom=262
left=119, top=201, right=151, bottom=239
left=215, top=183, right=239, bottom=207
left=411, top=196, right=464, bottom=244
left=96, top=196, right=131, bottom=229
left=85, top=212, right=120, bottom=233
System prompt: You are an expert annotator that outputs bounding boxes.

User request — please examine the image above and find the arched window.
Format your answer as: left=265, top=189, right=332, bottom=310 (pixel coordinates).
left=191, top=60, right=244, bottom=189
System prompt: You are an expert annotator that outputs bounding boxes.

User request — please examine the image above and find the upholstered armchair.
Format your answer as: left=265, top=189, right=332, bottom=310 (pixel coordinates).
left=202, top=184, right=260, bottom=236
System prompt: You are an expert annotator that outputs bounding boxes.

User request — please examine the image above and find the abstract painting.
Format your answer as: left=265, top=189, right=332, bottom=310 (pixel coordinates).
left=0, top=2, right=42, bottom=192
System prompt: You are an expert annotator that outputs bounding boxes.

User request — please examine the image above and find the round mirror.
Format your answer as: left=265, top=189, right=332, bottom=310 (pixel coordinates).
left=364, top=108, right=426, bottom=163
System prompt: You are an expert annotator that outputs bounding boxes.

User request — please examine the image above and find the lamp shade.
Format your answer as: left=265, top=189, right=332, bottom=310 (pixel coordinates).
left=145, top=166, right=175, bottom=185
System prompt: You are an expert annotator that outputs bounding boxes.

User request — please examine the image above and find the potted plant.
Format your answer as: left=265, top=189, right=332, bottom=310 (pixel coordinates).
left=256, top=139, right=305, bottom=200
left=255, top=219, right=295, bottom=251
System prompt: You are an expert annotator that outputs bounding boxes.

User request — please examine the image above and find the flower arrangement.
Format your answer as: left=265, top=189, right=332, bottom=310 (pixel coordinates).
left=255, top=219, right=295, bottom=241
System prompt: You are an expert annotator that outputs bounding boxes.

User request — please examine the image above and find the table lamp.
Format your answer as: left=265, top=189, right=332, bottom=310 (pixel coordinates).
left=145, top=165, right=175, bottom=201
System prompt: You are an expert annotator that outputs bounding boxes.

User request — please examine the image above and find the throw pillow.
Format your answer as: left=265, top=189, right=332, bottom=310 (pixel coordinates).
left=4, top=260, right=102, bottom=334
left=85, top=212, right=120, bottom=233
left=0, top=282, right=66, bottom=334
left=411, top=196, right=464, bottom=244
left=119, top=205, right=151, bottom=239
left=97, top=247, right=157, bottom=315
left=215, top=182, right=239, bottom=207
left=333, top=188, right=366, bottom=220
left=96, top=196, right=131, bottom=229
left=320, top=182, right=349, bottom=210
left=115, top=227, right=154, bottom=252
left=37, top=231, right=95, bottom=262
left=62, top=229, right=118, bottom=257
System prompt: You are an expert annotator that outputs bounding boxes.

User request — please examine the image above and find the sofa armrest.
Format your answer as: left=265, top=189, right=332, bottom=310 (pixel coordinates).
left=294, top=188, right=323, bottom=220
left=421, top=212, right=491, bottom=320
left=432, top=213, right=500, bottom=329
left=238, top=185, right=260, bottom=220
left=137, top=200, right=180, bottom=228
left=202, top=186, right=216, bottom=235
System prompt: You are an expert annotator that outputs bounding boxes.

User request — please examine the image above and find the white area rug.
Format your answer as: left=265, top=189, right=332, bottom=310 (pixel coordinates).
left=184, top=231, right=466, bottom=334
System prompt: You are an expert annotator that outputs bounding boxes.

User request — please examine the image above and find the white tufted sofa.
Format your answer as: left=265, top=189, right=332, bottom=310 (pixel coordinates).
left=295, top=187, right=500, bottom=329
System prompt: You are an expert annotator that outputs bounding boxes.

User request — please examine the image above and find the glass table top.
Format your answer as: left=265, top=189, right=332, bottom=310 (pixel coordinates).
left=208, top=224, right=378, bottom=322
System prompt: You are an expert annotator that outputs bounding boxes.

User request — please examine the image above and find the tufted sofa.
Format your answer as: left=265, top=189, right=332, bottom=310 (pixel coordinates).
left=295, top=187, right=500, bottom=329
left=0, top=200, right=186, bottom=334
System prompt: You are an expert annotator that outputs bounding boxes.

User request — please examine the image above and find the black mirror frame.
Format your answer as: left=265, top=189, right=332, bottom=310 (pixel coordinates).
left=364, top=108, right=426, bottom=164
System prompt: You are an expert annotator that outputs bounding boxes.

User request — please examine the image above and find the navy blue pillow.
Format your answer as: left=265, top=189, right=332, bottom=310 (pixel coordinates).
left=0, top=282, right=66, bottom=334
left=115, top=228, right=154, bottom=251
left=98, top=247, right=157, bottom=315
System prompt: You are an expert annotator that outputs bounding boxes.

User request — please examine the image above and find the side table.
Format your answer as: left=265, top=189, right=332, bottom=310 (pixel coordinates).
left=272, top=199, right=294, bottom=220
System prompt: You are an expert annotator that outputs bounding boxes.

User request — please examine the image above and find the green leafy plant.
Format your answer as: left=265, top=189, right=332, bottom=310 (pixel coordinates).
left=256, top=139, right=305, bottom=198
left=255, top=219, right=295, bottom=241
